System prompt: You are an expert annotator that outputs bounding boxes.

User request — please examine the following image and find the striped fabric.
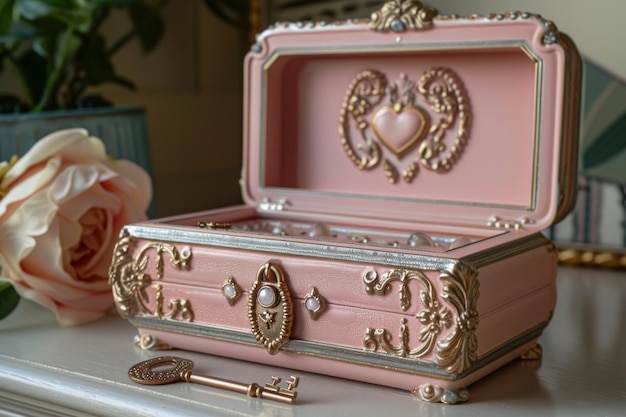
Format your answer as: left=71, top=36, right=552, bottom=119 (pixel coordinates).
left=548, top=59, right=626, bottom=249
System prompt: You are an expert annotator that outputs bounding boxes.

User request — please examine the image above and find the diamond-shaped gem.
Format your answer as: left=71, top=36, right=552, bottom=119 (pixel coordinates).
left=222, top=277, right=241, bottom=305
left=304, top=287, right=326, bottom=320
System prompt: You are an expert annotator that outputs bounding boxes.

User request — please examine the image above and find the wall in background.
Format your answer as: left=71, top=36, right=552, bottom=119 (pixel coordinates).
left=432, top=0, right=625, bottom=79
left=97, top=2, right=247, bottom=217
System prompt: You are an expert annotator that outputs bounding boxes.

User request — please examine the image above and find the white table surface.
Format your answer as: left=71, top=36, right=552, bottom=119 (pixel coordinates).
left=1, top=266, right=625, bottom=417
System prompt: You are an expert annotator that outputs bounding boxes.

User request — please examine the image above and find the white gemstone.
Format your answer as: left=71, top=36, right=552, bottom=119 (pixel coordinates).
left=258, top=286, right=276, bottom=307
left=305, top=297, right=320, bottom=312
left=223, top=284, right=236, bottom=299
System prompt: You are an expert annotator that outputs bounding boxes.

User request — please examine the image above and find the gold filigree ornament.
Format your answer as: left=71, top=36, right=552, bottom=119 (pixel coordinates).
left=303, top=286, right=326, bottom=320
left=363, top=269, right=452, bottom=358
left=363, top=263, right=479, bottom=375
left=248, top=262, right=294, bottom=355
left=435, top=263, right=480, bottom=374
left=370, top=0, right=438, bottom=32
left=222, top=276, right=242, bottom=305
left=339, top=68, right=471, bottom=184
left=109, top=229, right=194, bottom=321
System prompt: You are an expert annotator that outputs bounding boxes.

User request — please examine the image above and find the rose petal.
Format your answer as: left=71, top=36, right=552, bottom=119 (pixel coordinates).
left=110, top=159, right=153, bottom=211
left=1, top=129, right=98, bottom=187
left=0, top=157, right=61, bottom=219
left=0, top=128, right=152, bottom=326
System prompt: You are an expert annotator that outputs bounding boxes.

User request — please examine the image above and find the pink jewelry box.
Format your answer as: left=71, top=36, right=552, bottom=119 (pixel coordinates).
left=109, top=2, right=581, bottom=404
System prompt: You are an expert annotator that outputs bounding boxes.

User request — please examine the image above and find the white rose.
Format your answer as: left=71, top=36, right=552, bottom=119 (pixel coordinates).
left=0, top=128, right=151, bottom=325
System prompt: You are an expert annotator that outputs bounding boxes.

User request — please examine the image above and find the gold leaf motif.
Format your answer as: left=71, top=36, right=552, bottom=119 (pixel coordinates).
left=435, top=263, right=480, bottom=374
left=363, top=269, right=451, bottom=358
left=108, top=229, right=194, bottom=321
left=383, top=159, right=399, bottom=184
left=370, top=0, right=438, bottom=32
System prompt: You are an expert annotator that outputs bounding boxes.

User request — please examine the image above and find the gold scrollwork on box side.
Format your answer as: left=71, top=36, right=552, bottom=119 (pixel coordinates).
left=363, top=269, right=452, bottom=358
left=435, top=262, right=480, bottom=375
left=108, top=229, right=194, bottom=321
left=339, top=68, right=471, bottom=184
left=369, top=0, right=438, bottom=32
left=248, top=262, right=294, bottom=355
left=362, top=264, right=479, bottom=374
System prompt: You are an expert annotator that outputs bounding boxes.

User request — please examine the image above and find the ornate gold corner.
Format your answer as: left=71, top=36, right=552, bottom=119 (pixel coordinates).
left=362, top=263, right=479, bottom=375
left=248, top=262, right=294, bottom=355
left=370, top=0, right=438, bottom=32
left=435, top=263, right=480, bottom=374
left=108, top=230, right=194, bottom=321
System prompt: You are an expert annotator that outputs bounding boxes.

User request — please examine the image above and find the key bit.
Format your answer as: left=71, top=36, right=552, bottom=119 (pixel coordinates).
left=128, top=356, right=299, bottom=405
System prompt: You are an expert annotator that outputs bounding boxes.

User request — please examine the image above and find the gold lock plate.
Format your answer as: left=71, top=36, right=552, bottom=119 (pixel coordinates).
left=248, top=262, right=294, bottom=354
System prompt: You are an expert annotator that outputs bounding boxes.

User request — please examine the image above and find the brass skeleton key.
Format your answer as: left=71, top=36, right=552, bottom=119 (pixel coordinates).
left=128, top=356, right=299, bottom=404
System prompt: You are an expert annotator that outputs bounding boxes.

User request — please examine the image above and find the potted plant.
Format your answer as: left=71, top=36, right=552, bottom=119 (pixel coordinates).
left=0, top=0, right=180, bottom=182
left=0, top=0, right=258, bottom=163
left=0, top=0, right=257, bottom=323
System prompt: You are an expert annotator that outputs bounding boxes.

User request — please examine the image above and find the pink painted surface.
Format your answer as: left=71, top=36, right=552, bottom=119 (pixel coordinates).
left=242, top=17, right=575, bottom=231
left=129, top=230, right=556, bottom=382
left=136, top=327, right=539, bottom=393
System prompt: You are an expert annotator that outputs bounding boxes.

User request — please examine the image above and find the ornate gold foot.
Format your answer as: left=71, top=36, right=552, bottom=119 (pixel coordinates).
left=412, top=384, right=469, bottom=404
left=133, top=334, right=171, bottom=350
left=520, top=343, right=543, bottom=360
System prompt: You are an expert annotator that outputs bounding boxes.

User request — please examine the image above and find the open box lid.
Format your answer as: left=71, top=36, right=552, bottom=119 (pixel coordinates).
left=241, top=3, right=582, bottom=232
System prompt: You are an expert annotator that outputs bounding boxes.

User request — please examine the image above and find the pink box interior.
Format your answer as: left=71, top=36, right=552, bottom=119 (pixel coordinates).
left=241, top=20, right=571, bottom=231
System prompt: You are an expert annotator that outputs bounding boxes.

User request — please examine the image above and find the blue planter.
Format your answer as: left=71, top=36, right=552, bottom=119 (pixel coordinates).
left=0, top=105, right=154, bottom=216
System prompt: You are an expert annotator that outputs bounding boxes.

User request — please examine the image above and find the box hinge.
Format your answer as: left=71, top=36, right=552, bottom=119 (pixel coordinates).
left=259, top=198, right=291, bottom=212
left=487, top=216, right=534, bottom=230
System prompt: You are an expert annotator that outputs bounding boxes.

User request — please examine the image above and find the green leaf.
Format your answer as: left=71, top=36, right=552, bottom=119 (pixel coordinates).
left=128, top=2, right=164, bottom=53
left=17, top=0, right=77, bottom=20
left=0, top=0, right=16, bottom=36
left=0, top=29, right=42, bottom=45
left=202, top=0, right=248, bottom=26
left=0, top=282, right=20, bottom=320
left=15, top=49, right=47, bottom=104
left=17, top=0, right=92, bottom=28
left=79, top=33, right=114, bottom=84
left=91, top=0, right=138, bottom=6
